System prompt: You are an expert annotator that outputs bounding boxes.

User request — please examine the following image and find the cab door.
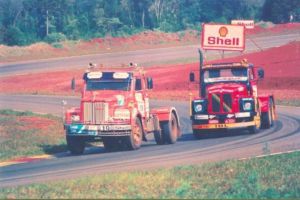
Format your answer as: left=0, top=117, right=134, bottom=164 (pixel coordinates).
left=134, top=77, right=148, bottom=118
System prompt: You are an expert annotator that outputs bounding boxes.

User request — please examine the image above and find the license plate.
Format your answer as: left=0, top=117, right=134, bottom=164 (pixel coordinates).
left=215, top=124, right=227, bottom=128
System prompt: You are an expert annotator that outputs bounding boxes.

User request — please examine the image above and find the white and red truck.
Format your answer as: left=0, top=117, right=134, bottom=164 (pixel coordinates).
left=189, top=50, right=276, bottom=138
left=64, top=65, right=181, bottom=154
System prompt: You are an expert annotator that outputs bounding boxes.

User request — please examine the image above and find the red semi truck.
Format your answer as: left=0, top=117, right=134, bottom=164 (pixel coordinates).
left=64, top=65, right=181, bottom=154
left=189, top=50, right=276, bottom=138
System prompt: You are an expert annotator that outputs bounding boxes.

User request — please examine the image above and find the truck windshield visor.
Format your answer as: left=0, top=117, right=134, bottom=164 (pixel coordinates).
left=204, top=68, right=248, bottom=83
left=85, top=72, right=131, bottom=91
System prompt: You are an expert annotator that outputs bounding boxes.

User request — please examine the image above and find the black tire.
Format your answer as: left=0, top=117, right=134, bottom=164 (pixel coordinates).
left=261, top=100, right=274, bottom=129
left=248, top=115, right=261, bottom=134
left=66, top=136, right=85, bottom=155
left=125, top=118, right=143, bottom=150
left=102, top=137, right=119, bottom=152
left=248, top=124, right=259, bottom=134
left=154, top=115, right=165, bottom=145
left=154, top=129, right=165, bottom=145
left=161, top=113, right=178, bottom=144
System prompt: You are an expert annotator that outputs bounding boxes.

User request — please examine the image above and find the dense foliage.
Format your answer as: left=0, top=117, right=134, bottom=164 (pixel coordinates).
left=0, top=0, right=299, bottom=46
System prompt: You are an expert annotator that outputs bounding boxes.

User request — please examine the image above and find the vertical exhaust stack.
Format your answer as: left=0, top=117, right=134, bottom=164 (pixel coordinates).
left=198, top=49, right=205, bottom=98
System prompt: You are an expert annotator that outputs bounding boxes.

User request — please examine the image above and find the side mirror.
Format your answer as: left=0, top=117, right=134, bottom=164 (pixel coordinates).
left=71, top=77, right=76, bottom=90
left=257, top=68, right=264, bottom=79
left=147, top=77, right=153, bottom=89
left=189, top=72, right=195, bottom=82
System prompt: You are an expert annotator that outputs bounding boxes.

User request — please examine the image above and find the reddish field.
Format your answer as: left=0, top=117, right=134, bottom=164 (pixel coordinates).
left=0, top=41, right=299, bottom=102
left=18, top=116, right=56, bottom=131
left=148, top=41, right=300, bottom=101
left=246, top=22, right=300, bottom=35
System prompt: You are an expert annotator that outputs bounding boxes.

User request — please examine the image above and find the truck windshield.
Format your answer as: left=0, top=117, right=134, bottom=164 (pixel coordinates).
left=85, top=72, right=131, bottom=91
left=203, top=68, right=248, bottom=83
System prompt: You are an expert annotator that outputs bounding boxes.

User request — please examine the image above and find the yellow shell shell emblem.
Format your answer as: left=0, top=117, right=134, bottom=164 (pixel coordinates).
left=219, top=26, right=228, bottom=37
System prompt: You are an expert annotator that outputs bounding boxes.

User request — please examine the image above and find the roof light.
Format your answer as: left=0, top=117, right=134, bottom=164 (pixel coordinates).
left=87, top=71, right=102, bottom=79
left=113, top=72, right=129, bottom=79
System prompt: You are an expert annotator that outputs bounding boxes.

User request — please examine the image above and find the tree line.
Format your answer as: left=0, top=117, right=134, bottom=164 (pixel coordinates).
left=0, top=0, right=299, bottom=46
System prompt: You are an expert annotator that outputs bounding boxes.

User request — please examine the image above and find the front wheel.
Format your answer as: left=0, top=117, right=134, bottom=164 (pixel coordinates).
left=66, top=135, right=85, bottom=155
left=248, top=115, right=261, bottom=134
left=125, top=118, right=143, bottom=150
left=161, top=113, right=179, bottom=144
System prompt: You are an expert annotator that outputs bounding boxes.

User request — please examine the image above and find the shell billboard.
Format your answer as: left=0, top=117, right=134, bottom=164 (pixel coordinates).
left=202, top=24, right=245, bottom=51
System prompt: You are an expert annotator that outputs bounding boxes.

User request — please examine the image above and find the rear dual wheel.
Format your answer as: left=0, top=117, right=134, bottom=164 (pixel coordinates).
left=154, top=113, right=179, bottom=145
left=261, top=99, right=275, bottom=129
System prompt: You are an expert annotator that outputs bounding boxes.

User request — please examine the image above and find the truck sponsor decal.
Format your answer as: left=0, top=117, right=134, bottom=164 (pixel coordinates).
left=69, top=124, right=132, bottom=133
left=115, top=95, right=125, bottom=106
left=204, top=76, right=248, bottom=83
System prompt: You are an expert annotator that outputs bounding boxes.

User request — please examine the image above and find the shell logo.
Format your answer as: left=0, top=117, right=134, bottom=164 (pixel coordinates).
left=219, top=26, right=228, bottom=37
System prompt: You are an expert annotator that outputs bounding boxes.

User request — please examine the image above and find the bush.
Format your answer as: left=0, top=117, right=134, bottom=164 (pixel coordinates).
left=3, top=26, right=27, bottom=46
left=45, top=32, right=67, bottom=44
left=159, top=21, right=175, bottom=32
left=51, top=42, right=63, bottom=49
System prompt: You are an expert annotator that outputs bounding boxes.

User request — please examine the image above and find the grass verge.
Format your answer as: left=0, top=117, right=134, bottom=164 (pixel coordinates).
left=1, top=151, right=299, bottom=199
left=0, top=109, right=66, bottom=161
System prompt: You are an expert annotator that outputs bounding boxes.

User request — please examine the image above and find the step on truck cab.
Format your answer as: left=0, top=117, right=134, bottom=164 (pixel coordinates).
left=64, top=64, right=181, bottom=154
left=189, top=50, right=276, bottom=138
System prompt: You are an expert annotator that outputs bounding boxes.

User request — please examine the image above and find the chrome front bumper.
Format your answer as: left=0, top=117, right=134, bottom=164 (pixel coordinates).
left=65, top=124, right=132, bottom=136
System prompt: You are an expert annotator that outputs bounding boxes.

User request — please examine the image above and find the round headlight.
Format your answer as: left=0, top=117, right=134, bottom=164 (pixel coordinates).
left=195, top=104, right=203, bottom=112
left=243, top=102, right=252, bottom=111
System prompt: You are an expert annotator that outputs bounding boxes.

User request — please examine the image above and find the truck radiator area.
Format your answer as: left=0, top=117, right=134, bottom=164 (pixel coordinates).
left=83, top=102, right=109, bottom=124
left=211, top=93, right=232, bottom=113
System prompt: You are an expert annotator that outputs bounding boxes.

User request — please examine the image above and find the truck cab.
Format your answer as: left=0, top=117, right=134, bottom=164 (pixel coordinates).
left=190, top=51, right=276, bottom=138
left=64, top=66, right=181, bottom=154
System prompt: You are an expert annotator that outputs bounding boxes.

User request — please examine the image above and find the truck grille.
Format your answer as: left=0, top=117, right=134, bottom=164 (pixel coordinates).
left=83, top=102, right=109, bottom=124
left=210, top=93, right=232, bottom=113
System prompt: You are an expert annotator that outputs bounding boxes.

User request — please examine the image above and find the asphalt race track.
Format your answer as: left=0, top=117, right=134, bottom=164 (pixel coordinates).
left=0, top=94, right=299, bottom=187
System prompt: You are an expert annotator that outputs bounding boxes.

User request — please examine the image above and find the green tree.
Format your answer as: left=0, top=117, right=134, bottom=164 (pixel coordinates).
left=3, top=26, right=26, bottom=45
left=262, top=0, right=300, bottom=23
left=0, top=0, right=273, bottom=46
